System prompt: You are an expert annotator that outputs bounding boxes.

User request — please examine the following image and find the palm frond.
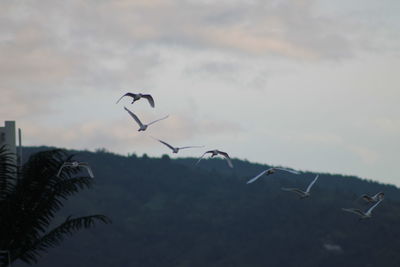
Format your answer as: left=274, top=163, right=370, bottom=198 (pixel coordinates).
left=0, top=148, right=107, bottom=265
left=0, top=145, right=17, bottom=199
left=19, top=215, right=111, bottom=264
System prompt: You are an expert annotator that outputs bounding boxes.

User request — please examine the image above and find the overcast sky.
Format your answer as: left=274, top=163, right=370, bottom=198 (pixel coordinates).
left=1, top=0, right=399, bottom=186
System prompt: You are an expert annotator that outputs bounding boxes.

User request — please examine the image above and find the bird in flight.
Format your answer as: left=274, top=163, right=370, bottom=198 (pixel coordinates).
left=151, top=137, right=203, bottom=154
left=342, top=199, right=383, bottom=219
left=124, top=106, right=168, bottom=131
left=196, top=149, right=233, bottom=168
left=116, top=93, right=155, bottom=108
left=246, top=167, right=300, bottom=184
left=281, top=174, right=319, bottom=199
left=57, top=161, right=94, bottom=178
left=360, top=192, right=384, bottom=203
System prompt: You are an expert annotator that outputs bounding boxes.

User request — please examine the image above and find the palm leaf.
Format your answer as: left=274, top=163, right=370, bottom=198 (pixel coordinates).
left=18, top=215, right=111, bottom=264
left=0, top=145, right=17, bottom=199
left=0, top=148, right=109, bottom=265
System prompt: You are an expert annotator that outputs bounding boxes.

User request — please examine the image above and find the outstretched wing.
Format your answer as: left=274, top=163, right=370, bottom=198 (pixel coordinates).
left=124, top=106, right=144, bottom=127
left=246, top=169, right=271, bottom=184
left=116, top=93, right=135, bottom=104
left=274, top=167, right=300, bottom=174
left=155, top=138, right=175, bottom=151
left=217, top=151, right=234, bottom=168
left=306, top=174, right=319, bottom=193
left=147, top=115, right=169, bottom=126
left=56, top=162, right=69, bottom=177
left=79, top=163, right=94, bottom=178
left=142, top=94, right=155, bottom=108
left=195, top=151, right=212, bottom=165
left=342, top=208, right=365, bottom=217
left=281, top=187, right=306, bottom=197
left=366, top=199, right=383, bottom=215
left=178, top=145, right=204, bottom=150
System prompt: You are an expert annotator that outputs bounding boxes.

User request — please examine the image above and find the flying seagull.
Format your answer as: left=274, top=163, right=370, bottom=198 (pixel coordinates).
left=281, top=174, right=319, bottom=199
left=246, top=167, right=300, bottom=184
left=360, top=192, right=384, bottom=203
left=196, top=150, right=233, bottom=168
left=57, top=161, right=94, bottom=178
left=116, top=93, right=155, bottom=107
left=151, top=137, right=203, bottom=154
left=342, top=199, right=383, bottom=219
left=124, top=106, right=168, bottom=131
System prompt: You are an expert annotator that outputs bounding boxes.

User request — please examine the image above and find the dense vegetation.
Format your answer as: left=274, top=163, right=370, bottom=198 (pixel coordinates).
left=13, top=146, right=400, bottom=267
left=0, top=146, right=110, bottom=266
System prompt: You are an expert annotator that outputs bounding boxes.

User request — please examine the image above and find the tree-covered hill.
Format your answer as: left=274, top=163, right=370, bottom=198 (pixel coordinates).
left=14, top=146, right=400, bottom=267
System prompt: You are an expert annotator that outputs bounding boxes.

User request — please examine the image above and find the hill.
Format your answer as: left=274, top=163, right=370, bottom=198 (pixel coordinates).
left=14, top=146, right=400, bottom=267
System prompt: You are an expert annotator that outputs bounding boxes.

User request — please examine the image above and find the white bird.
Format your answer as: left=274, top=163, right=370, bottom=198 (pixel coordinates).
left=124, top=106, right=168, bottom=131
left=196, top=149, right=233, bottom=168
left=281, top=174, right=319, bottom=199
left=116, top=92, right=155, bottom=107
left=360, top=192, right=384, bottom=203
left=246, top=167, right=300, bottom=184
left=342, top=199, right=383, bottom=219
left=151, top=137, right=203, bottom=154
left=57, top=161, right=94, bottom=178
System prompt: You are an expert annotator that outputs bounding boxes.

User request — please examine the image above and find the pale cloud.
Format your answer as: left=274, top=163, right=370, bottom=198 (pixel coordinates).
left=1, top=0, right=400, bottom=186
left=197, top=26, right=318, bottom=59
left=372, top=117, right=400, bottom=135
left=347, top=145, right=380, bottom=165
left=290, top=132, right=344, bottom=146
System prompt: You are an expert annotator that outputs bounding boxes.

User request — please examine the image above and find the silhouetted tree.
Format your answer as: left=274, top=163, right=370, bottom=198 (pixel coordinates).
left=0, top=146, right=111, bottom=266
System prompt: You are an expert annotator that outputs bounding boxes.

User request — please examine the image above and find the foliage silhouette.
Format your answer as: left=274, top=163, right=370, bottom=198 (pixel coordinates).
left=0, top=146, right=111, bottom=266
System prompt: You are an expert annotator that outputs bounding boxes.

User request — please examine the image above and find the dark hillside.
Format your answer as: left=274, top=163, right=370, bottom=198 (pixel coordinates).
left=13, top=146, right=400, bottom=267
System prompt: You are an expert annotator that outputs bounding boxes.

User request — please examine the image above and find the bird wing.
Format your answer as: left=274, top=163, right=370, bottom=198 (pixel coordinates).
left=142, top=94, right=155, bottom=108
left=274, top=167, right=300, bottom=175
left=306, top=174, right=319, bottom=193
left=217, top=151, right=234, bottom=168
left=342, top=208, right=365, bottom=217
left=374, top=192, right=385, bottom=200
left=178, top=145, right=204, bottom=150
left=246, top=169, right=271, bottom=184
left=56, top=163, right=68, bottom=177
left=147, top=115, right=169, bottom=126
left=195, top=151, right=211, bottom=165
left=156, top=138, right=175, bottom=151
left=124, top=106, right=144, bottom=127
left=366, top=199, right=383, bottom=215
left=116, top=93, right=135, bottom=104
left=281, top=187, right=306, bottom=196
left=80, top=164, right=94, bottom=178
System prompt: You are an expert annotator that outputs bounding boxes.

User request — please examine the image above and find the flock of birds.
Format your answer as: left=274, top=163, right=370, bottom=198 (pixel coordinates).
left=56, top=92, right=385, bottom=220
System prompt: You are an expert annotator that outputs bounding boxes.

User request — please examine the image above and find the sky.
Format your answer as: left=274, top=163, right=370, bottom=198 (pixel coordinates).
left=1, top=0, right=400, bottom=186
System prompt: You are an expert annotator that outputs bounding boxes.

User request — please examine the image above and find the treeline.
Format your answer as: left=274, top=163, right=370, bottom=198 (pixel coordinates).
left=15, top=146, right=400, bottom=267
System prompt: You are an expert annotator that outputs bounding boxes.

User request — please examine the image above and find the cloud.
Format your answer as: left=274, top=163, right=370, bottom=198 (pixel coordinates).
left=0, top=0, right=388, bottom=117
left=372, top=117, right=400, bottom=135
left=347, top=145, right=380, bottom=165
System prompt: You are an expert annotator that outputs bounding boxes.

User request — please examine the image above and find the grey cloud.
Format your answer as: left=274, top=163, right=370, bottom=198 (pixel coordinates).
left=61, top=0, right=357, bottom=59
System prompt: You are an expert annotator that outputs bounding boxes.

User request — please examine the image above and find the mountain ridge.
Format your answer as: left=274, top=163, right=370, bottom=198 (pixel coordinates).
left=14, top=146, right=400, bottom=267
